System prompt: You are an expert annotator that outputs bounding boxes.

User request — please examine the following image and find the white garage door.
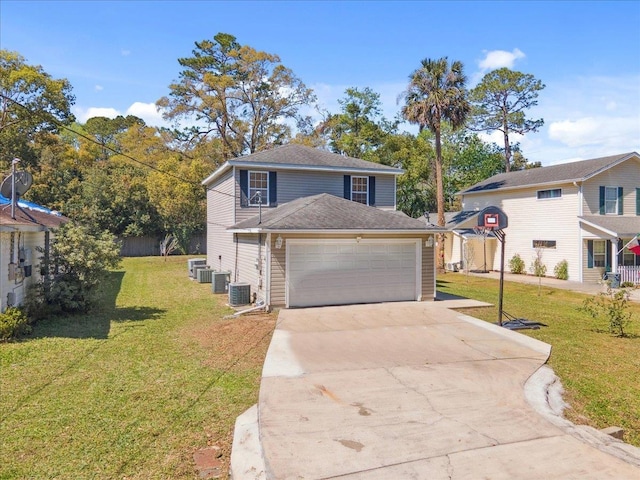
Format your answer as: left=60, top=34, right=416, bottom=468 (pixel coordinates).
left=286, top=239, right=420, bottom=308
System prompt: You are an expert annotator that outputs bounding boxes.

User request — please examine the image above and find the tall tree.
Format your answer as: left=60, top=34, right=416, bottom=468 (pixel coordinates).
left=157, top=33, right=315, bottom=159
left=470, top=67, right=545, bottom=172
left=401, top=57, right=470, bottom=269
left=320, top=87, right=397, bottom=162
left=0, top=50, right=75, bottom=168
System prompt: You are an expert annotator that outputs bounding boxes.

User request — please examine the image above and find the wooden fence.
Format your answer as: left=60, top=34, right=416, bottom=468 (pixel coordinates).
left=118, top=233, right=206, bottom=257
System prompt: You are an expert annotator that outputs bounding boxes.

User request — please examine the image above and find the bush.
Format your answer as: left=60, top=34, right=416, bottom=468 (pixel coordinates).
left=32, top=222, right=121, bottom=315
left=554, top=260, right=569, bottom=280
left=0, top=308, right=31, bottom=341
left=509, top=253, right=525, bottom=274
left=580, top=286, right=633, bottom=337
left=621, top=281, right=636, bottom=288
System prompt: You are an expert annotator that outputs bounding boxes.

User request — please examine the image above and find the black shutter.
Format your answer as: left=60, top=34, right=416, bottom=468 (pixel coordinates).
left=618, top=238, right=624, bottom=266
left=618, top=187, right=623, bottom=215
left=599, top=186, right=605, bottom=215
left=344, top=175, right=351, bottom=200
left=636, top=188, right=640, bottom=215
left=269, top=171, right=277, bottom=207
left=368, top=176, right=376, bottom=206
left=605, top=240, right=611, bottom=272
left=587, top=240, right=593, bottom=268
left=239, top=170, right=248, bottom=207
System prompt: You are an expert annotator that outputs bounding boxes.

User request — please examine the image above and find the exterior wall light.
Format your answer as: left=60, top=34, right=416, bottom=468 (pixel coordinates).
left=275, top=235, right=283, bottom=249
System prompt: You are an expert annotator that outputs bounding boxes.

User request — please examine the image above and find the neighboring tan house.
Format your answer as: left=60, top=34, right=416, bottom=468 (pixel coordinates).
left=202, top=144, right=441, bottom=308
left=0, top=196, right=67, bottom=311
left=444, top=152, right=640, bottom=284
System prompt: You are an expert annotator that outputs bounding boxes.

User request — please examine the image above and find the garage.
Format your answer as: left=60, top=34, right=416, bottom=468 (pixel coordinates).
left=286, top=239, right=420, bottom=308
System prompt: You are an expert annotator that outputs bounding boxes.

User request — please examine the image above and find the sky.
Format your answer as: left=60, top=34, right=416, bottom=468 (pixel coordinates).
left=2, top=0, right=639, bottom=166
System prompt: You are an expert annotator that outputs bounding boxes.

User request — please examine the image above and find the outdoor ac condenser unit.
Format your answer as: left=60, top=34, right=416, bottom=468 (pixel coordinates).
left=445, top=262, right=459, bottom=272
left=187, top=258, right=206, bottom=278
left=228, top=283, right=250, bottom=306
left=197, top=268, right=214, bottom=284
left=212, top=271, right=231, bottom=294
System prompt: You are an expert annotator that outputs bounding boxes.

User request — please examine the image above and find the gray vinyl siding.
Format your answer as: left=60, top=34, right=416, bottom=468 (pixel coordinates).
left=582, top=158, right=640, bottom=215
left=206, top=170, right=236, bottom=272
left=268, top=233, right=434, bottom=307
left=235, top=169, right=398, bottom=223
left=235, top=233, right=267, bottom=303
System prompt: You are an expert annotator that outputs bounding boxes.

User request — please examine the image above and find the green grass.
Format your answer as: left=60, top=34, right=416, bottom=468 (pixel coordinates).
left=439, top=272, right=640, bottom=446
left=0, top=256, right=275, bottom=479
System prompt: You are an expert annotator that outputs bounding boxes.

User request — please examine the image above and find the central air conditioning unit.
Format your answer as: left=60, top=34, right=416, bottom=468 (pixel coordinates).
left=228, top=282, right=251, bottom=306
left=445, top=262, right=459, bottom=272
left=187, top=258, right=207, bottom=278
left=212, top=271, right=231, bottom=294
left=197, top=268, right=214, bottom=284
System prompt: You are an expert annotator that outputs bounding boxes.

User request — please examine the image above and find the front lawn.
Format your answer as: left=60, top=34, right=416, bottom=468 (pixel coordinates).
left=0, top=256, right=275, bottom=479
left=438, top=272, right=640, bottom=446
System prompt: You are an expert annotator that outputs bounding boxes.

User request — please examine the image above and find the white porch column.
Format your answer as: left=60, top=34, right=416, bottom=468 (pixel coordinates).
left=611, top=239, right=619, bottom=273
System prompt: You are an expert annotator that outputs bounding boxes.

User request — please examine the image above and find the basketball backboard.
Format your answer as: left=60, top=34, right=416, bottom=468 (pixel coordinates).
left=477, top=206, right=508, bottom=230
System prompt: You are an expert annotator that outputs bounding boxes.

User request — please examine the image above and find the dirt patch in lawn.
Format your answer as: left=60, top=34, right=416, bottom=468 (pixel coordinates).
left=185, top=312, right=277, bottom=371
left=179, top=310, right=277, bottom=478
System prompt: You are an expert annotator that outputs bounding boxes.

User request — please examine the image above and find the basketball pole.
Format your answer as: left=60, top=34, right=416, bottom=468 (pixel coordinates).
left=495, top=229, right=506, bottom=326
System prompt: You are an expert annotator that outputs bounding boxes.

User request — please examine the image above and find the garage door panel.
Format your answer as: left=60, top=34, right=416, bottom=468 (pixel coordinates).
left=287, top=241, right=418, bottom=308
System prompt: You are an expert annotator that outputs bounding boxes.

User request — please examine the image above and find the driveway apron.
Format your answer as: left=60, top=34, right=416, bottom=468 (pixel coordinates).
left=254, top=301, right=640, bottom=479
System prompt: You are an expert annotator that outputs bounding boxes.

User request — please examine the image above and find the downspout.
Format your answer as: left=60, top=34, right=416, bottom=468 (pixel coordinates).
left=575, top=181, right=584, bottom=282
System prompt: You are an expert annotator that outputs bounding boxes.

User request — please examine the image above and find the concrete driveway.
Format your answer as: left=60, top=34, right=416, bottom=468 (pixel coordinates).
left=231, top=300, right=640, bottom=479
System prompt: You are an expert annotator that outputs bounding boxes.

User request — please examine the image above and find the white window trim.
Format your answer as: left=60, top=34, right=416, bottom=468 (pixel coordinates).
left=536, top=188, right=562, bottom=200
left=351, top=176, right=369, bottom=205
left=604, top=186, right=618, bottom=215
left=248, top=170, right=269, bottom=206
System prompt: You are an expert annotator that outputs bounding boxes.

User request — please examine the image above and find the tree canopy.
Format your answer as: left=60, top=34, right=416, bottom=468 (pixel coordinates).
left=470, top=67, right=545, bottom=172
left=0, top=49, right=75, bottom=168
left=157, top=33, right=316, bottom=159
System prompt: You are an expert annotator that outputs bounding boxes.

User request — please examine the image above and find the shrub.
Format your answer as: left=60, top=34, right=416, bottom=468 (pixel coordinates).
left=0, top=307, right=31, bottom=341
left=509, top=253, right=525, bottom=274
left=580, top=286, right=633, bottom=337
left=32, top=222, right=121, bottom=315
left=554, top=260, right=569, bottom=280
left=621, top=281, right=635, bottom=288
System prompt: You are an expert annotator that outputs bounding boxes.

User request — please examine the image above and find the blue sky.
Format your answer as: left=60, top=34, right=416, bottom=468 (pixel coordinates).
left=2, top=0, right=639, bottom=165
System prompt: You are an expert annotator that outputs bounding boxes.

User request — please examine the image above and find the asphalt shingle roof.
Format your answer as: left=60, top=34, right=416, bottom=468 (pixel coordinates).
left=580, top=216, right=640, bottom=237
left=461, top=152, right=639, bottom=194
left=229, top=144, right=401, bottom=172
left=229, top=193, right=443, bottom=231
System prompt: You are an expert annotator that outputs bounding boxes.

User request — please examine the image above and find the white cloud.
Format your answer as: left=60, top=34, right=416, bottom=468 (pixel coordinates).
left=548, top=116, right=639, bottom=149
left=478, top=48, right=525, bottom=72
left=95, top=85, right=103, bottom=91
left=121, top=49, right=131, bottom=56
left=73, top=106, right=120, bottom=122
left=126, top=102, right=167, bottom=126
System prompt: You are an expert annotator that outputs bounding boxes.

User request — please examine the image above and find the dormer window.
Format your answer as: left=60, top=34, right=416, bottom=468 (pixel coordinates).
left=351, top=176, right=369, bottom=204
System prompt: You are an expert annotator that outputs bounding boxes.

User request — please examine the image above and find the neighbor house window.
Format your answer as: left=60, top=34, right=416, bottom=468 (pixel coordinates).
left=622, top=243, right=639, bottom=266
left=537, top=188, right=562, bottom=199
left=249, top=171, right=268, bottom=206
left=351, top=176, right=368, bottom=205
left=593, top=240, right=606, bottom=268
left=604, top=186, right=619, bottom=214
left=532, top=240, right=556, bottom=249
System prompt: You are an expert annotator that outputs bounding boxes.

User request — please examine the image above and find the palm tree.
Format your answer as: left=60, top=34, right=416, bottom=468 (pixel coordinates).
left=402, top=57, right=470, bottom=270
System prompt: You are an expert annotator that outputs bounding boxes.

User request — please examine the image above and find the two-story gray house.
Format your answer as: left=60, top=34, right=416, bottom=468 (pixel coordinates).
left=202, top=144, right=441, bottom=308
left=445, top=152, right=640, bottom=284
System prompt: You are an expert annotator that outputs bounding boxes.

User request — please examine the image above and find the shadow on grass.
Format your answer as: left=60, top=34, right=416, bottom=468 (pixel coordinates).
left=28, top=271, right=167, bottom=340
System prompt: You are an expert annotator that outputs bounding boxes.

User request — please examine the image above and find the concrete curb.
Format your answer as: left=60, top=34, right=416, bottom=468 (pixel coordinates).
left=229, top=405, right=266, bottom=480
left=525, top=365, right=640, bottom=468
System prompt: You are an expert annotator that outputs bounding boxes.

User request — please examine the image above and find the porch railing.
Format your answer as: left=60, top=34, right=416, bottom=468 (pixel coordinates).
left=617, top=266, right=640, bottom=285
